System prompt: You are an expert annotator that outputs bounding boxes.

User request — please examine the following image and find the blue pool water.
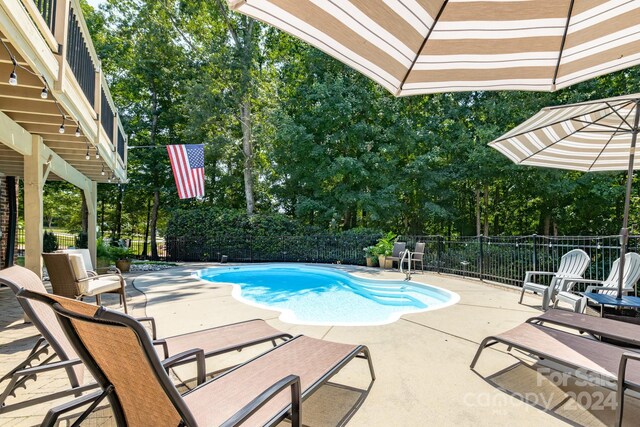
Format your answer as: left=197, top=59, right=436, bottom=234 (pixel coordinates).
left=194, top=264, right=459, bottom=326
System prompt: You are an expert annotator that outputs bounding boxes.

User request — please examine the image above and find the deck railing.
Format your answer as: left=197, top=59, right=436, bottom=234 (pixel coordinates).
left=100, top=86, right=114, bottom=143
left=33, top=0, right=56, bottom=33
left=19, top=0, right=127, bottom=175
left=65, top=6, right=96, bottom=103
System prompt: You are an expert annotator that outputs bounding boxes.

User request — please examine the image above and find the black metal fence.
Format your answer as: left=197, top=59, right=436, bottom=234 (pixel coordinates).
left=14, top=229, right=638, bottom=290
left=101, top=87, right=114, bottom=143
left=16, top=229, right=77, bottom=256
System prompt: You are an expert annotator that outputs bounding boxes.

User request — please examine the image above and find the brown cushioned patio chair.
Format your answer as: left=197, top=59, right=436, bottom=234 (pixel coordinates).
left=18, top=289, right=375, bottom=427
left=0, top=266, right=292, bottom=421
left=42, top=252, right=128, bottom=313
left=401, top=242, right=425, bottom=273
left=471, top=320, right=640, bottom=426
left=385, top=242, right=406, bottom=269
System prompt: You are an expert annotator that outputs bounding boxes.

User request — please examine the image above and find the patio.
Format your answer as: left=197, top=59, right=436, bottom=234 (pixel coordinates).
left=2, top=265, right=640, bottom=426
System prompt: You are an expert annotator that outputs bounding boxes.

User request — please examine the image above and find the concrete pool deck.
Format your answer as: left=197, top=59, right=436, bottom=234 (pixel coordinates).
left=1, top=263, right=640, bottom=426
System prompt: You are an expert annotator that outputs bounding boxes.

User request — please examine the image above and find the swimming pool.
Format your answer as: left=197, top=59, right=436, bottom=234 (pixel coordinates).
left=194, top=264, right=459, bottom=326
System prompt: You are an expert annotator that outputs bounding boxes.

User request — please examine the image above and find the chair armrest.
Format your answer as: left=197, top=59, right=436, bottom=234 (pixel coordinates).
left=162, top=348, right=206, bottom=385
left=136, top=317, right=157, bottom=339
left=95, top=266, right=122, bottom=275
left=153, top=339, right=169, bottom=358
left=524, top=271, right=556, bottom=283
left=585, top=285, right=616, bottom=293
left=619, top=352, right=640, bottom=390
left=220, top=374, right=301, bottom=427
left=15, top=358, right=83, bottom=376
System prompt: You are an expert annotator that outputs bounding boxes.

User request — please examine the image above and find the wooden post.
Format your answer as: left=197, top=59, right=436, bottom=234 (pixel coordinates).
left=24, top=135, right=44, bottom=277
left=53, top=0, right=70, bottom=90
left=84, top=181, right=97, bottom=267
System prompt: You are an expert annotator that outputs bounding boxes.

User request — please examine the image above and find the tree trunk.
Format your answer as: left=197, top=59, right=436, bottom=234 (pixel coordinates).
left=81, top=196, right=88, bottom=235
left=483, top=184, right=489, bottom=236
left=475, top=187, right=481, bottom=236
left=493, top=186, right=500, bottom=234
left=241, top=98, right=255, bottom=215
left=143, top=198, right=151, bottom=259
left=150, top=190, right=159, bottom=260
left=114, top=185, right=123, bottom=240
left=543, top=214, right=551, bottom=236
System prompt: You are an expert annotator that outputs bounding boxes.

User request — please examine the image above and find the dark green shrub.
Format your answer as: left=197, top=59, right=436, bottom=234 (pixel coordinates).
left=43, top=231, right=59, bottom=253
left=75, top=232, right=88, bottom=249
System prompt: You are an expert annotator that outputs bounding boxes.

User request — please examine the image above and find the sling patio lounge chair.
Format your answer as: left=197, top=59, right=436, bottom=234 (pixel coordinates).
left=17, top=289, right=375, bottom=427
left=518, top=248, right=590, bottom=310
left=43, top=252, right=129, bottom=313
left=471, top=321, right=640, bottom=427
left=0, top=266, right=292, bottom=420
left=554, top=252, right=640, bottom=313
left=528, top=309, right=640, bottom=347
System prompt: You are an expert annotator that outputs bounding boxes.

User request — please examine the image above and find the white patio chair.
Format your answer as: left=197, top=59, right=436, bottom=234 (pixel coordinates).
left=554, top=252, right=640, bottom=313
left=518, top=249, right=590, bottom=310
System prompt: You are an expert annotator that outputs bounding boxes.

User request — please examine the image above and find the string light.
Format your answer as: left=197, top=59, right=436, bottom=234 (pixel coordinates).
left=101, top=165, right=105, bottom=176
left=95, top=148, right=100, bottom=159
left=85, top=144, right=90, bottom=160
left=75, top=125, right=81, bottom=138
left=59, top=117, right=65, bottom=134
left=9, top=60, right=17, bottom=86
left=41, top=87, right=48, bottom=99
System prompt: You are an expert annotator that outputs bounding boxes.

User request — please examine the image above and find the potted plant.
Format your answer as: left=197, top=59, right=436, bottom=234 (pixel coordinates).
left=374, top=232, right=396, bottom=269
left=109, top=246, right=133, bottom=273
left=363, top=246, right=378, bottom=267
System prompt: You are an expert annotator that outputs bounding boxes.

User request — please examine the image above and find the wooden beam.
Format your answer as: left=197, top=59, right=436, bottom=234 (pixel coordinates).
left=0, top=110, right=32, bottom=155
left=84, top=180, right=97, bottom=265
left=23, top=134, right=43, bottom=276
left=0, top=97, right=62, bottom=116
left=41, top=144, right=91, bottom=190
left=0, top=63, right=43, bottom=88
left=0, top=0, right=59, bottom=80
left=0, top=85, right=52, bottom=101
left=9, top=112, right=82, bottom=126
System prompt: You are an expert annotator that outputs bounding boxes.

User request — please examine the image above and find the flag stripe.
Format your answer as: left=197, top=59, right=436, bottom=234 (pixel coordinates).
left=167, top=144, right=205, bottom=199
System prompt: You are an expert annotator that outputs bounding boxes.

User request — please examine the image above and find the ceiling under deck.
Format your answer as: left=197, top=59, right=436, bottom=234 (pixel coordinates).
left=0, top=32, right=117, bottom=183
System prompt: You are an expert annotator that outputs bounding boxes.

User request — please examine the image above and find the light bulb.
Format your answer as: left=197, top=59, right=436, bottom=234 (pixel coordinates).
left=85, top=150, right=90, bottom=160
left=41, top=87, right=48, bottom=99
left=9, top=70, right=17, bottom=86
left=101, top=166, right=105, bottom=176
left=95, top=150, right=100, bottom=159
left=59, top=123, right=65, bottom=134
left=75, top=127, right=81, bottom=137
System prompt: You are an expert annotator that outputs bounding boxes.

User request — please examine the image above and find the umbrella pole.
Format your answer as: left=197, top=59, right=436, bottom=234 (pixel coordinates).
left=617, top=101, right=640, bottom=299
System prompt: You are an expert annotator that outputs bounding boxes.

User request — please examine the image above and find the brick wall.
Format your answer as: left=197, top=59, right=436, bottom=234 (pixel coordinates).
left=0, top=175, right=17, bottom=267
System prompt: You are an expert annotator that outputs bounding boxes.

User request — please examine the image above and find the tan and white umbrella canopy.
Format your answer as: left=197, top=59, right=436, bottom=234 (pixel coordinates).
left=229, top=0, right=640, bottom=96
left=490, top=94, right=640, bottom=299
left=489, top=94, right=640, bottom=171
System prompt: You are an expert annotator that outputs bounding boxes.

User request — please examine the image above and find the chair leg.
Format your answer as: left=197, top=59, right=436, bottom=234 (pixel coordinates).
left=120, top=288, right=128, bottom=314
left=518, top=287, right=526, bottom=304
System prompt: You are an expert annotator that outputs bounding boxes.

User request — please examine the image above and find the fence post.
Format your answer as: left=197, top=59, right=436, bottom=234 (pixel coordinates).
left=532, top=234, right=538, bottom=272
left=437, top=236, right=442, bottom=274
left=478, top=235, right=484, bottom=281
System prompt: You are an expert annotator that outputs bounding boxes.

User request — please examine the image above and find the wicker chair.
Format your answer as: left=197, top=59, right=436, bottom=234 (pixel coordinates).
left=42, top=252, right=128, bottom=313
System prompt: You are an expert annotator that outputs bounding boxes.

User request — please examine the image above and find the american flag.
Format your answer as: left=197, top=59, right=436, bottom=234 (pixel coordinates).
left=167, top=144, right=205, bottom=199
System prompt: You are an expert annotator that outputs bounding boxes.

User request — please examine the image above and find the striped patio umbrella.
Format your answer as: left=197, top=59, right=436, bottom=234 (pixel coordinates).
left=490, top=94, right=640, bottom=299
left=228, top=0, right=640, bottom=97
